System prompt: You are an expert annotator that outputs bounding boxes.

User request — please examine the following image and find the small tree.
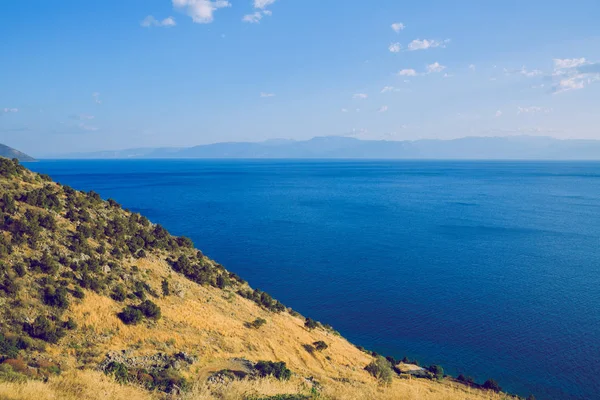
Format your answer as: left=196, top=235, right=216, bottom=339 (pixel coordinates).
left=304, top=317, right=318, bottom=331
left=255, top=361, right=292, bottom=381
left=428, top=364, right=444, bottom=380
left=364, top=356, right=393, bottom=385
left=137, top=300, right=161, bottom=320
left=313, top=341, right=328, bottom=352
left=161, top=279, right=170, bottom=296
left=118, top=306, right=144, bottom=325
left=483, top=378, right=502, bottom=392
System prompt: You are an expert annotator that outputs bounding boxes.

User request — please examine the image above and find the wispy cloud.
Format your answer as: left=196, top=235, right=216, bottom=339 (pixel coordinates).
left=242, top=12, right=264, bottom=23
left=254, top=0, right=276, bottom=8
left=469, top=64, right=476, bottom=71
left=495, top=110, right=503, bottom=117
left=391, top=22, right=405, bottom=33
left=553, top=58, right=587, bottom=70
left=504, top=66, right=543, bottom=77
left=517, top=106, right=552, bottom=114
left=341, top=108, right=348, bottom=113
left=397, top=69, right=417, bottom=76
left=426, top=62, right=446, bottom=74
left=92, top=92, right=101, bottom=104
left=141, top=16, right=176, bottom=27
left=260, top=92, right=275, bottom=97
left=69, top=114, right=95, bottom=120
left=551, top=58, right=600, bottom=94
left=378, top=105, right=389, bottom=113
left=1, top=108, right=19, bottom=115
left=353, top=93, right=368, bottom=99
left=172, top=0, right=231, bottom=24
left=388, top=42, right=401, bottom=53
left=407, top=38, right=449, bottom=51
left=380, top=86, right=395, bottom=93
left=244, top=0, right=276, bottom=22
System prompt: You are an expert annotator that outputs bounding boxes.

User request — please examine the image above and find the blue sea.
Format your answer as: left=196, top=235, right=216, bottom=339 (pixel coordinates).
left=26, top=160, right=600, bottom=400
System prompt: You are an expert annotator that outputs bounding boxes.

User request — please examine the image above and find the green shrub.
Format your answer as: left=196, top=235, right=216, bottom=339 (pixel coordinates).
left=105, top=361, right=129, bottom=383
left=24, top=315, right=65, bottom=343
left=42, top=286, right=69, bottom=309
left=117, top=306, right=144, bottom=325
left=304, top=318, right=318, bottom=331
left=245, top=317, right=267, bottom=329
left=255, top=361, right=292, bottom=381
left=483, top=378, right=502, bottom=392
left=111, top=285, right=127, bottom=302
left=364, top=356, right=393, bottom=385
left=63, top=317, right=78, bottom=330
left=428, top=364, right=444, bottom=380
left=72, top=286, right=85, bottom=299
left=161, top=279, right=170, bottom=296
left=313, top=341, right=328, bottom=352
left=302, top=344, right=315, bottom=354
left=0, top=334, right=20, bottom=360
left=137, top=300, right=161, bottom=320
left=457, top=374, right=475, bottom=386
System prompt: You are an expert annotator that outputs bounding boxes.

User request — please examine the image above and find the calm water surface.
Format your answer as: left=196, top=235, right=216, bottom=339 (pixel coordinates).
left=27, top=160, right=600, bottom=400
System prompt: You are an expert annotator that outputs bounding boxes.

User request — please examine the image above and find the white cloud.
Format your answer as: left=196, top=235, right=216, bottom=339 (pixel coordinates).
left=553, top=58, right=587, bottom=70
left=388, top=42, right=401, bottom=53
left=378, top=105, right=389, bottom=113
left=172, top=0, right=231, bottom=24
left=353, top=93, right=368, bottom=99
left=141, top=15, right=176, bottom=27
left=520, top=67, right=543, bottom=77
left=407, top=38, right=449, bottom=51
left=69, top=114, right=95, bottom=120
left=426, top=62, right=446, bottom=73
left=380, top=86, right=395, bottom=93
left=254, top=0, right=276, bottom=9
left=469, top=64, right=476, bottom=71
left=391, top=22, right=405, bottom=33
left=1, top=108, right=18, bottom=114
left=517, top=106, right=551, bottom=114
left=243, top=12, right=263, bottom=23
left=495, top=110, right=502, bottom=117
left=397, top=68, right=417, bottom=76
left=341, top=108, right=348, bottom=113
left=92, top=92, right=101, bottom=104
left=78, top=123, right=99, bottom=131
left=260, top=92, right=275, bottom=97
left=504, top=66, right=543, bottom=77
left=551, top=60, right=600, bottom=94
left=443, top=73, right=452, bottom=78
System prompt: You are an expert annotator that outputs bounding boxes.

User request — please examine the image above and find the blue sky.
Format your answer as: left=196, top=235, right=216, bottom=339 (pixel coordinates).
left=1, top=0, right=599, bottom=155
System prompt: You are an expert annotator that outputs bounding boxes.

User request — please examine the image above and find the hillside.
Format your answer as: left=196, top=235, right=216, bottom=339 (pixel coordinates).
left=0, top=145, right=35, bottom=162
left=56, top=135, right=600, bottom=160
left=0, top=158, right=519, bottom=400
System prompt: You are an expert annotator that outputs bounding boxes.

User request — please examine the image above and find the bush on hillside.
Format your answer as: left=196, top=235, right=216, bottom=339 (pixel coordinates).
left=304, top=317, right=318, bottom=331
left=255, top=361, right=292, bottom=381
left=244, top=317, right=267, bottom=329
left=313, top=341, right=328, bottom=352
left=483, top=378, right=502, bottom=392
left=365, top=356, right=394, bottom=384
left=137, top=300, right=161, bottom=320
left=428, top=364, right=444, bottom=380
left=24, top=315, right=65, bottom=343
left=118, top=306, right=144, bottom=325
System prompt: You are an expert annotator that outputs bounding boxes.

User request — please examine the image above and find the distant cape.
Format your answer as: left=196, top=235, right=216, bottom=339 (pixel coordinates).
left=0, top=143, right=35, bottom=161
left=54, top=135, right=600, bottom=160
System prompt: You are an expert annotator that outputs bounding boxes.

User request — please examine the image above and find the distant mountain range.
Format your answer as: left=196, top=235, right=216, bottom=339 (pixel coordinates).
left=0, top=143, right=35, bottom=161
left=55, top=135, right=600, bottom=160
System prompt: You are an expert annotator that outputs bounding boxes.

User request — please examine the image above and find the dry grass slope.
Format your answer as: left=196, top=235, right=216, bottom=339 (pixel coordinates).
left=0, top=159, right=516, bottom=400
